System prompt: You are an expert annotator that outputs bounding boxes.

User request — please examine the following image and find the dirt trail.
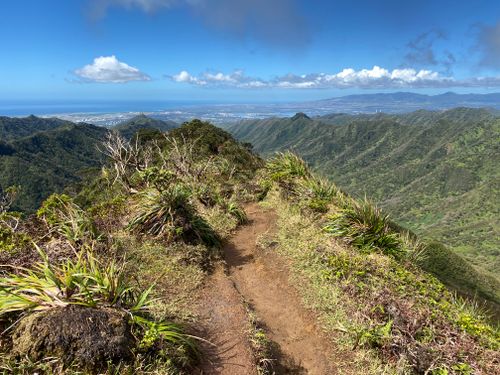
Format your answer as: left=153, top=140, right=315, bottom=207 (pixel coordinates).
left=227, top=203, right=335, bottom=374
left=195, top=267, right=256, bottom=375
left=196, top=203, right=335, bottom=374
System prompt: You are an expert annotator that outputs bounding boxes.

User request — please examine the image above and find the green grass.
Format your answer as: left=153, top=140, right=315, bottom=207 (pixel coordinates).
left=37, top=193, right=100, bottom=244
left=0, top=247, right=198, bottom=373
left=260, top=191, right=500, bottom=374
left=226, top=108, right=500, bottom=278
left=258, top=153, right=499, bottom=373
left=0, top=247, right=151, bottom=315
left=324, top=198, right=404, bottom=259
left=128, top=186, right=221, bottom=247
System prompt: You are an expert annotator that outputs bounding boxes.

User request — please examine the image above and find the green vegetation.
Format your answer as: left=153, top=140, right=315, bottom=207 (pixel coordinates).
left=257, top=152, right=499, bottom=374
left=0, top=115, right=69, bottom=142
left=226, top=107, right=500, bottom=282
left=37, top=193, right=100, bottom=244
left=324, top=199, right=406, bottom=259
left=113, top=114, right=177, bottom=139
left=0, top=115, right=177, bottom=214
left=0, top=119, right=262, bottom=373
left=0, top=117, right=107, bottom=213
left=1, top=116, right=497, bottom=373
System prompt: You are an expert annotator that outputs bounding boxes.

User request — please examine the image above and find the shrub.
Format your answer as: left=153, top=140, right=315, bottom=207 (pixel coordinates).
left=300, top=177, right=339, bottom=213
left=0, top=248, right=197, bottom=370
left=37, top=194, right=99, bottom=244
left=129, top=185, right=221, bottom=247
left=0, top=248, right=148, bottom=315
left=223, top=200, right=248, bottom=224
left=266, top=152, right=311, bottom=183
left=324, top=199, right=405, bottom=259
left=0, top=212, right=32, bottom=253
left=138, top=167, right=175, bottom=191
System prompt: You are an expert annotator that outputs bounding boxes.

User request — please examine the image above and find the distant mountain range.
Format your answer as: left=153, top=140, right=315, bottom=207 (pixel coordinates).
left=9, top=91, right=498, bottom=126
left=303, top=92, right=500, bottom=114
left=224, top=108, right=500, bottom=282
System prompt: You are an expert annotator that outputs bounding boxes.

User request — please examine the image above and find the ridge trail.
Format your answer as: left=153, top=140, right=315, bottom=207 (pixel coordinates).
left=210, top=202, right=335, bottom=374
left=224, top=203, right=334, bottom=374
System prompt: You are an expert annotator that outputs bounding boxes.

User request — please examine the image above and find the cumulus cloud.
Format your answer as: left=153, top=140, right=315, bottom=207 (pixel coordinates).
left=88, top=0, right=309, bottom=48
left=169, top=66, right=500, bottom=89
left=74, top=56, right=151, bottom=83
left=475, top=20, right=500, bottom=69
left=172, top=69, right=266, bottom=87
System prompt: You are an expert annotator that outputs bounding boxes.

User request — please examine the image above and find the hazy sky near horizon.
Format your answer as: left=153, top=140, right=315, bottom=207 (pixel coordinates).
left=1, top=0, right=500, bottom=102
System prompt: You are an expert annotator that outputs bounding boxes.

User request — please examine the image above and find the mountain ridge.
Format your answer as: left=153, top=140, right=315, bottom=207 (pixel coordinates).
left=225, top=108, right=500, bottom=281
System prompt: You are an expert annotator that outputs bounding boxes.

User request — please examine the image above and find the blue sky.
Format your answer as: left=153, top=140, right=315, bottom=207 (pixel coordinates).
left=1, top=0, right=500, bottom=102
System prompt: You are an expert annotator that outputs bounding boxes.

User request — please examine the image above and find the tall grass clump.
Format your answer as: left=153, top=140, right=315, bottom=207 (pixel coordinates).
left=0, top=248, right=150, bottom=315
left=222, top=200, right=248, bottom=224
left=128, top=185, right=220, bottom=247
left=324, top=198, right=405, bottom=259
left=37, top=194, right=100, bottom=244
left=0, top=212, right=32, bottom=254
left=266, top=152, right=311, bottom=183
left=0, top=248, right=198, bottom=369
left=300, top=177, right=341, bottom=213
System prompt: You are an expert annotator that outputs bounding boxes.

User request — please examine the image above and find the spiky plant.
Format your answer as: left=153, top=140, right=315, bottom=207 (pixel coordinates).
left=128, top=186, right=192, bottom=239
left=399, top=231, right=428, bottom=264
left=0, top=248, right=198, bottom=366
left=266, top=152, right=311, bottom=183
left=129, top=185, right=220, bottom=247
left=224, top=201, right=248, bottom=224
left=0, top=248, right=150, bottom=315
left=324, top=198, right=405, bottom=258
left=300, top=177, right=340, bottom=213
left=37, top=194, right=100, bottom=244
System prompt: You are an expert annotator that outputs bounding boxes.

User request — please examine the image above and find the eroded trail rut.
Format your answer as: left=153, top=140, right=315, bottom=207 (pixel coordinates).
left=222, top=203, right=335, bottom=374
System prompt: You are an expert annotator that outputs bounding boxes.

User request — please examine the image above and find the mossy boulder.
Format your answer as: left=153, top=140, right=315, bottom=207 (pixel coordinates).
left=11, top=305, right=134, bottom=370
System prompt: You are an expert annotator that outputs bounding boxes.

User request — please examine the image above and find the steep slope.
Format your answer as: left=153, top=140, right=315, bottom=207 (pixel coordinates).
left=0, top=121, right=107, bottom=212
left=256, top=153, right=499, bottom=373
left=0, top=115, right=69, bottom=141
left=113, top=114, right=177, bottom=139
left=225, top=108, right=500, bottom=278
left=1, top=122, right=498, bottom=374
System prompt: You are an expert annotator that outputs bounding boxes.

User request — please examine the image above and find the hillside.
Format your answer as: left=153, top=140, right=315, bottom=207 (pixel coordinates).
left=0, top=115, right=70, bottom=141
left=0, top=119, right=107, bottom=212
left=113, top=114, right=177, bottom=139
left=0, top=125, right=497, bottom=374
left=225, top=108, right=500, bottom=280
left=0, top=114, right=180, bottom=213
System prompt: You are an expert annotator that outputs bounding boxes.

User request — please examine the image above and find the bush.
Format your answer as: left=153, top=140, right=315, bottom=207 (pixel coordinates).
left=300, top=177, right=339, bottom=213
left=0, top=212, right=32, bottom=253
left=37, top=194, right=99, bottom=244
left=0, top=248, right=197, bottom=370
left=138, top=167, right=176, bottom=191
left=324, top=199, right=405, bottom=259
left=222, top=200, right=248, bottom=224
left=129, top=185, right=221, bottom=247
left=0, top=248, right=148, bottom=314
left=267, top=151, right=311, bottom=183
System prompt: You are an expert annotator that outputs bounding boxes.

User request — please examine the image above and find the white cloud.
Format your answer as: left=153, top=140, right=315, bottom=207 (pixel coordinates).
left=74, top=55, right=150, bottom=83
left=171, top=69, right=266, bottom=88
left=169, top=66, right=500, bottom=89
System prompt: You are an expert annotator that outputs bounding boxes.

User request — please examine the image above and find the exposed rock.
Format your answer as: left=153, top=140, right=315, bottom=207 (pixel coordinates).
left=11, top=305, right=134, bottom=371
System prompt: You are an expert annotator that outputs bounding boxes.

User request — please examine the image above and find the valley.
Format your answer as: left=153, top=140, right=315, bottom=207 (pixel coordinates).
left=225, top=108, right=500, bottom=280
